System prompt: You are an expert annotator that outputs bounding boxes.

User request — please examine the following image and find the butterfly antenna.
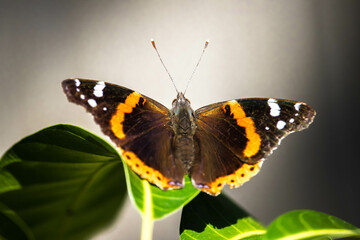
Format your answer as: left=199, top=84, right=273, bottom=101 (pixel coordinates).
left=151, top=39, right=179, bottom=94
left=184, top=40, right=210, bottom=95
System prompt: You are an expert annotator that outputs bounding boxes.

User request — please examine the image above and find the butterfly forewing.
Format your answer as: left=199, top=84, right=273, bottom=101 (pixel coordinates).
left=192, top=98, right=315, bottom=195
left=63, top=79, right=133, bottom=138
left=62, top=79, right=186, bottom=190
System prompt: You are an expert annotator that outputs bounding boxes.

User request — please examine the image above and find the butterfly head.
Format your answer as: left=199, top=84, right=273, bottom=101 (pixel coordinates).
left=172, top=92, right=191, bottom=111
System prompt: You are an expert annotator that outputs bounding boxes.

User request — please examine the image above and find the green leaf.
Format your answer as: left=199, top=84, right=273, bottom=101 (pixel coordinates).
left=265, top=210, right=360, bottom=240
left=0, top=124, right=127, bottom=240
left=123, top=163, right=200, bottom=219
left=0, top=169, right=20, bottom=194
left=180, top=192, right=266, bottom=240
left=0, top=201, right=35, bottom=240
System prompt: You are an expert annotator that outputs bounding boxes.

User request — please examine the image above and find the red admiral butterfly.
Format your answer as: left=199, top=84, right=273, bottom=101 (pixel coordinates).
left=62, top=41, right=315, bottom=196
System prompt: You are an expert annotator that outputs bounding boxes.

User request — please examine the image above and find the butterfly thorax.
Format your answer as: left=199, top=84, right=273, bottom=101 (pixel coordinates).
left=170, top=92, right=196, bottom=171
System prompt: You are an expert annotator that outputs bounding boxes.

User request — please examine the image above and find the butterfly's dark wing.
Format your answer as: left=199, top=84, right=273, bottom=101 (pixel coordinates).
left=191, top=98, right=315, bottom=195
left=62, top=79, right=186, bottom=190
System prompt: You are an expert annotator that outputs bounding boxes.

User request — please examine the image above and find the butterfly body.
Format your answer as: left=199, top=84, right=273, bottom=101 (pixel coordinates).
left=170, top=92, right=196, bottom=173
left=62, top=78, right=315, bottom=196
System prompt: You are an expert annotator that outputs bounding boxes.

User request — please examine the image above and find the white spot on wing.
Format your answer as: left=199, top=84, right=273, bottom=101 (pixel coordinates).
left=276, top=120, right=286, bottom=130
left=74, top=79, right=81, bottom=87
left=289, top=118, right=295, bottom=123
left=94, top=81, right=106, bottom=97
left=267, top=98, right=281, bottom=117
left=88, top=99, right=97, bottom=107
left=265, top=126, right=270, bottom=130
left=76, top=88, right=80, bottom=92
left=294, top=103, right=302, bottom=111
left=258, top=159, right=264, bottom=168
left=103, top=107, right=107, bottom=111
left=80, top=94, right=85, bottom=100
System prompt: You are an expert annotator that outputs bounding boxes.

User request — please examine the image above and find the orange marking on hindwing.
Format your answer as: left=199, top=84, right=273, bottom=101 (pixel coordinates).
left=118, top=148, right=182, bottom=190
left=110, top=92, right=146, bottom=139
left=199, top=161, right=263, bottom=196
left=222, top=100, right=261, bottom=158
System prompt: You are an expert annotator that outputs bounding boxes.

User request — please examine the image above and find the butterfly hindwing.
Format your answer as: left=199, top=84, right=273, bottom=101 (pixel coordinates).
left=191, top=98, right=315, bottom=195
left=62, top=79, right=186, bottom=190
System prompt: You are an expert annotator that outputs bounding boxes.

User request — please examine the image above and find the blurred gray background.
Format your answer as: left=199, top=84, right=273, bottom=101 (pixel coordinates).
left=1, top=1, right=359, bottom=239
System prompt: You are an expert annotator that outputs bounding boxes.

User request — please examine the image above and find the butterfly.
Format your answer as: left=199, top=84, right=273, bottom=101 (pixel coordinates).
left=62, top=78, right=315, bottom=195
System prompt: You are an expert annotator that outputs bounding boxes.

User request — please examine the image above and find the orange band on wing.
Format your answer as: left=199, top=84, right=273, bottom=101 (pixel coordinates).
left=110, top=92, right=146, bottom=139
left=119, top=148, right=182, bottom=190
left=199, top=161, right=263, bottom=196
left=223, top=100, right=261, bottom=158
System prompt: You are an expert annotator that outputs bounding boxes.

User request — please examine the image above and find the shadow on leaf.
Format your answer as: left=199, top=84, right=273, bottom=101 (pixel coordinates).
left=180, top=192, right=265, bottom=240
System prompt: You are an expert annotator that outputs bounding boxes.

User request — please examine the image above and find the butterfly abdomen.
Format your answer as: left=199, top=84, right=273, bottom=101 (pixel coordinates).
left=173, top=136, right=195, bottom=171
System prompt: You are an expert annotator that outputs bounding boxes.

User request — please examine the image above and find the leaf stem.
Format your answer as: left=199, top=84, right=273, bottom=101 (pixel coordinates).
left=141, top=180, right=154, bottom=240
